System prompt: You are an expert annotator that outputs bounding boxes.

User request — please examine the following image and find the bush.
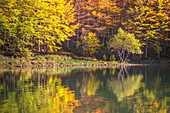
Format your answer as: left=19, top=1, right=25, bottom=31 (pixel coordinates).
left=103, top=54, right=107, bottom=61
left=110, top=55, right=116, bottom=61
left=45, top=55, right=55, bottom=60
left=21, top=48, right=32, bottom=57
left=36, top=55, right=44, bottom=60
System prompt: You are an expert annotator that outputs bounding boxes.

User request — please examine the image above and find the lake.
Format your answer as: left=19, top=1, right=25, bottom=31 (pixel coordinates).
left=0, top=66, right=169, bottom=113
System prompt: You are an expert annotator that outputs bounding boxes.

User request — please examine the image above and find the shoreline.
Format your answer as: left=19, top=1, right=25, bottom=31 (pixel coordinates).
left=0, top=63, right=149, bottom=68
left=2, top=54, right=170, bottom=69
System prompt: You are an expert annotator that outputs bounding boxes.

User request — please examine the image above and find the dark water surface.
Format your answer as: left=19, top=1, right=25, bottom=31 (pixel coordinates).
left=0, top=66, right=169, bottom=113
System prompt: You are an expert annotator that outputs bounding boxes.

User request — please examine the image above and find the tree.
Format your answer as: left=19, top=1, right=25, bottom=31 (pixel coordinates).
left=152, top=0, right=170, bottom=57
left=107, top=28, right=143, bottom=63
left=31, top=0, right=78, bottom=53
left=107, top=73, right=143, bottom=102
left=124, top=0, right=157, bottom=58
left=80, top=32, right=101, bottom=56
left=0, top=0, right=78, bottom=56
left=0, top=0, right=29, bottom=56
left=124, top=0, right=170, bottom=58
left=71, top=0, right=121, bottom=53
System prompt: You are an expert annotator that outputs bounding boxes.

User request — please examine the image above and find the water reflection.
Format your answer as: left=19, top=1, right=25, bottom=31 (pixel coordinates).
left=0, top=66, right=169, bottom=113
left=0, top=68, right=79, bottom=113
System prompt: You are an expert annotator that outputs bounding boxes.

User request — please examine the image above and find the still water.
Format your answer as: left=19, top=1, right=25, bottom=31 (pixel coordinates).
left=0, top=66, right=169, bottom=113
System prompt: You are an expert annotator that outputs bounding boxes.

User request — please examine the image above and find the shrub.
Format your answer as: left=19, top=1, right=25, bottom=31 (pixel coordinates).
left=21, top=48, right=32, bottom=57
left=36, top=55, right=44, bottom=60
left=103, top=54, right=107, bottom=61
left=110, top=55, right=116, bottom=61
left=45, top=55, right=55, bottom=60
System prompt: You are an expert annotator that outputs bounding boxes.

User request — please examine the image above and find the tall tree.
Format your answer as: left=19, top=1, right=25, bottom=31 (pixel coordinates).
left=153, top=0, right=170, bottom=57
left=124, top=0, right=170, bottom=58
left=72, top=0, right=120, bottom=50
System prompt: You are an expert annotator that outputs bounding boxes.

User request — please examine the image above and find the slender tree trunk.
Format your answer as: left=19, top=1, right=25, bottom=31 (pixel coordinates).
left=67, top=40, right=69, bottom=49
left=163, top=42, right=166, bottom=55
left=163, top=32, right=166, bottom=55
left=118, top=50, right=123, bottom=63
left=124, top=52, right=130, bottom=62
left=122, top=49, right=125, bottom=62
left=46, top=43, right=48, bottom=54
left=39, top=40, right=41, bottom=52
left=158, top=49, right=160, bottom=59
left=145, top=41, right=148, bottom=58
left=4, top=30, right=7, bottom=55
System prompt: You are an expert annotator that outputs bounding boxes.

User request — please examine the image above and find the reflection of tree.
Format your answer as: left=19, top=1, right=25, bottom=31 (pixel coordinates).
left=0, top=71, right=79, bottom=113
left=124, top=85, right=170, bottom=113
left=74, top=72, right=106, bottom=113
left=118, top=66, right=130, bottom=81
left=1, top=67, right=169, bottom=113
left=80, top=73, right=102, bottom=97
left=109, top=67, right=116, bottom=76
left=45, top=76, right=79, bottom=113
left=107, top=73, right=143, bottom=102
left=112, top=66, right=170, bottom=113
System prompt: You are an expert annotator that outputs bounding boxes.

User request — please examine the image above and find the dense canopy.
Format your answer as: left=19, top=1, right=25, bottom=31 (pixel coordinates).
left=0, top=0, right=169, bottom=60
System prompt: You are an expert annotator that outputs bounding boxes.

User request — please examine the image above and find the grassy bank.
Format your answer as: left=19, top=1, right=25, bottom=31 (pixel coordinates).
left=0, top=55, right=118, bottom=68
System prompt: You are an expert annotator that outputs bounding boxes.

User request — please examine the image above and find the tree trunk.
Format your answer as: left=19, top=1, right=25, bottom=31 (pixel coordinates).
left=158, top=49, right=160, bottom=59
left=67, top=40, right=69, bottom=49
left=124, top=52, right=130, bottom=62
left=145, top=42, right=148, bottom=58
left=163, top=43, right=166, bottom=56
left=39, top=40, right=41, bottom=52
left=118, top=50, right=123, bottom=63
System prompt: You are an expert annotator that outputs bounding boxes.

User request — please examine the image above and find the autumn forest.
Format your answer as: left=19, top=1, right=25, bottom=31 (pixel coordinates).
left=0, top=1, right=170, bottom=112
left=0, top=0, right=170, bottom=61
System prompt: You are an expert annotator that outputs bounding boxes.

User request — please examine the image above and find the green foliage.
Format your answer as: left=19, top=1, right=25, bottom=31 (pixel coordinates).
left=20, top=48, right=32, bottom=57
left=0, top=54, right=102, bottom=67
left=108, top=74, right=143, bottom=101
left=35, top=55, right=45, bottom=61
left=45, top=55, right=55, bottom=61
left=110, top=55, right=116, bottom=61
left=103, top=54, right=107, bottom=61
left=107, top=28, right=143, bottom=62
left=124, top=0, right=170, bottom=58
left=0, top=0, right=78, bottom=57
left=81, top=32, right=101, bottom=56
left=0, top=40, right=4, bottom=46
left=0, top=0, right=169, bottom=59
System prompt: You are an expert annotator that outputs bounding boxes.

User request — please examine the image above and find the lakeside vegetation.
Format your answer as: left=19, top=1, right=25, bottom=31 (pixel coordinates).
left=0, top=54, right=119, bottom=67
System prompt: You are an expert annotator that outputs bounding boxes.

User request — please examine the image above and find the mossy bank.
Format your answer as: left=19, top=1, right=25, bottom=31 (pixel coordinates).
left=0, top=54, right=120, bottom=68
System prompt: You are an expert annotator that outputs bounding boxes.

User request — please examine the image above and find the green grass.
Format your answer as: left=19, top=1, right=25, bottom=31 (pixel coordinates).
left=0, top=54, right=118, bottom=67
left=57, top=59, right=96, bottom=64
